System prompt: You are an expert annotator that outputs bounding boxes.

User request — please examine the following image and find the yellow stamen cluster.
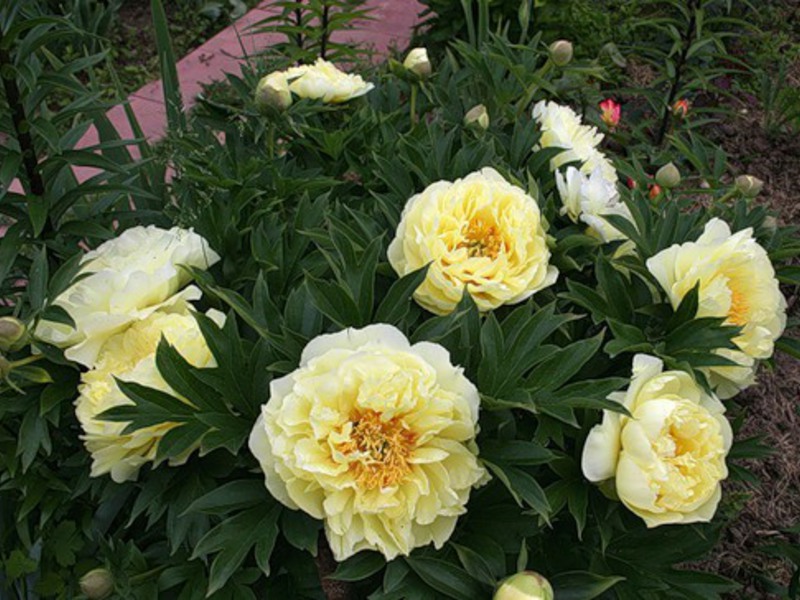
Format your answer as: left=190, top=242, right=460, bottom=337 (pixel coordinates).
left=337, top=409, right=417, bottom=490
left=459, top=217, right=505, bottom=259
left=727, top=286, right=749, bottom=326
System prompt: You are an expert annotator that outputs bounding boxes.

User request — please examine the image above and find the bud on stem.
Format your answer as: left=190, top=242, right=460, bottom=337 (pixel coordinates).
left=0, top=317, right=26, bottom=352
left=548, top=40, right=573, bottom=67
left=735, top=175, right=764, bottom=198
left=655, top=162, right=681, bottom=188
left=80, top=568, right=114, bottom=600
left=494, top=571, right=554, bottom=600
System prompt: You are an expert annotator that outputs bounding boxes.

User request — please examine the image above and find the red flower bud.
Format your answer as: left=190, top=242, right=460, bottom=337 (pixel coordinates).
left=599, top=98, right=621, bottom=129
left=672, top=98, right=690, bottom=118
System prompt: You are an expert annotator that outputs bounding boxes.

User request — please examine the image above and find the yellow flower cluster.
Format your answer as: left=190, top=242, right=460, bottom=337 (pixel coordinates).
left=34, top=225, right=221, bottom=481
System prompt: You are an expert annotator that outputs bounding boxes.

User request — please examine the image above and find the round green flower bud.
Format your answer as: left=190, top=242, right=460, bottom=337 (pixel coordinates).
left=255, top=74, right=293, bottom=112
left=494, top=571, right=554, bottom=600
left=0, top=317, right=26, bottom=352
left=735, top=174, right=764, bottom=198
left=464, top=104, right=489, bottom=130
left=403, top=47, right=432, bottom=78
left=548, top=40, right=573, bottom=67
left=80, top=568, right=114, bottom=600
left=655, top=162, right=681, bottom=188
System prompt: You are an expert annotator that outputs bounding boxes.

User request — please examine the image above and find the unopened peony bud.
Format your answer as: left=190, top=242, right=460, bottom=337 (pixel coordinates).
left=599, top=98, right=621, bottom=129
left=403, top=47, right=432, bottom=78
left=80, top=568, right=114, bottom=600
left=655, top=162, right=681, bottom=188
left=626, top=177, right=638, bottom=190
left=735, top=175, right=764, bottom=198
left=255, top=74, right=292, bottom=112
left=0, top=317, right=26, bottom=352
left=464, top=104, right=489, bottom=130
left=672, top=98, right=690, bottom=118
left=549, top=40, right=573, bottom=67
left=495, top=571, right=554, bottom=600
left=648, top=183, right=662, bottom=199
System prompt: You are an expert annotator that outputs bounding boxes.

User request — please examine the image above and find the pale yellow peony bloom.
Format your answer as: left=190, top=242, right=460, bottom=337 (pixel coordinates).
left=259, top=58, right=374, bottom=105
left=582, top=354, right=732, bottom=527
left=76, top=307, right=223, bottom=483
left=387, top=167, right=558, bottom=315
left=248, top=324, right=487, bottom=561
left=35, top=225, right=219, bottom=367
left=532, top=100, right=618, bottom=184
left=646, top=218, right=787, bottom=398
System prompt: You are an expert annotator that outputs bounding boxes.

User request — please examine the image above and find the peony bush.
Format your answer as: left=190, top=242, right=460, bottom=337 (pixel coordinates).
left=0, top=1, right=798, bottom=599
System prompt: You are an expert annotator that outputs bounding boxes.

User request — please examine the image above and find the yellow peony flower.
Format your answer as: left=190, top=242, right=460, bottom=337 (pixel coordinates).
left=35, top=225, right=219, bottom=367
left=76, top=307, right=223, bottom=483
left=258, top=59, right=374, bottom=105
left=646, top=218, right=787, bottom=398
left=387, top=167, right=558, bottom=315
left=248, top=324, right=487, bottom=561
left=582, top=354, right=732, bottom=527
left=532, top=100, right=618, bottom=184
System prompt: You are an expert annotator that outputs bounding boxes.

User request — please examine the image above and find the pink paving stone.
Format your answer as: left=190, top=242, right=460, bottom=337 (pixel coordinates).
left=11, top=0, right=424, bottom=188
left=131, top=8, right=283, bottom=110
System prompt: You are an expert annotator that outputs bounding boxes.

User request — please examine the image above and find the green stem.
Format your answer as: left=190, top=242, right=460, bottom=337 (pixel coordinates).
left=516, top=60, right=553, bottom=117
left=268, top=123, right=275, bottom=160
left=10, top=355, right=42, bottom=369
left=129, top=565, right=168, bottom=584
left=410, top=85, right=418, bottom=126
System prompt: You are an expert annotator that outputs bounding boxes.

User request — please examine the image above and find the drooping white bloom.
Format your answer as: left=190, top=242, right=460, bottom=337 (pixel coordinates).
left=556, top=166, right=631, bottom=242
left=533, top=100, right=618, bottom=184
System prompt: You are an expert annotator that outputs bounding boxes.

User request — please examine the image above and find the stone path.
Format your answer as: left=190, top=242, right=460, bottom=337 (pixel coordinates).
left=12, top=0, right=423, bottom=191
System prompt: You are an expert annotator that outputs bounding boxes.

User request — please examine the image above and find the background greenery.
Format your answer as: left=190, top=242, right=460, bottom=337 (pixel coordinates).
left=0, top=0, right=798, bottom=598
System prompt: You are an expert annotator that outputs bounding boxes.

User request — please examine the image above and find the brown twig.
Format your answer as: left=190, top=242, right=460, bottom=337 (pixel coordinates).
left=315, top=532, right=355, bottom=600
left=655, top=0, right=700, bottom=146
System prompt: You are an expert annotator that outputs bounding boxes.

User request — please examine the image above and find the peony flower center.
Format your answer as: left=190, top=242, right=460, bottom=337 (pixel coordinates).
left=727, top=285, right=749, bottom=326
left=458, top=215, right=505, bottom=259
left=651, top=403, right=724, bottom=510
left=336, top=409, right=417, bottom=490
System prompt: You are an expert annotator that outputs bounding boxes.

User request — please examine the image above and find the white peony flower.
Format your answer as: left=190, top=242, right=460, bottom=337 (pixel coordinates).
left=556, top=166, right=632, bottom=242
left=35, top=226, right=220, bottom=367
left=533, top=100, right=618, bottom=184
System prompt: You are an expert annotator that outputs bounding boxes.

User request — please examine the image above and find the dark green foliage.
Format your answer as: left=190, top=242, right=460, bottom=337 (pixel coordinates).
left=0, top=0, right=798, bottom=598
